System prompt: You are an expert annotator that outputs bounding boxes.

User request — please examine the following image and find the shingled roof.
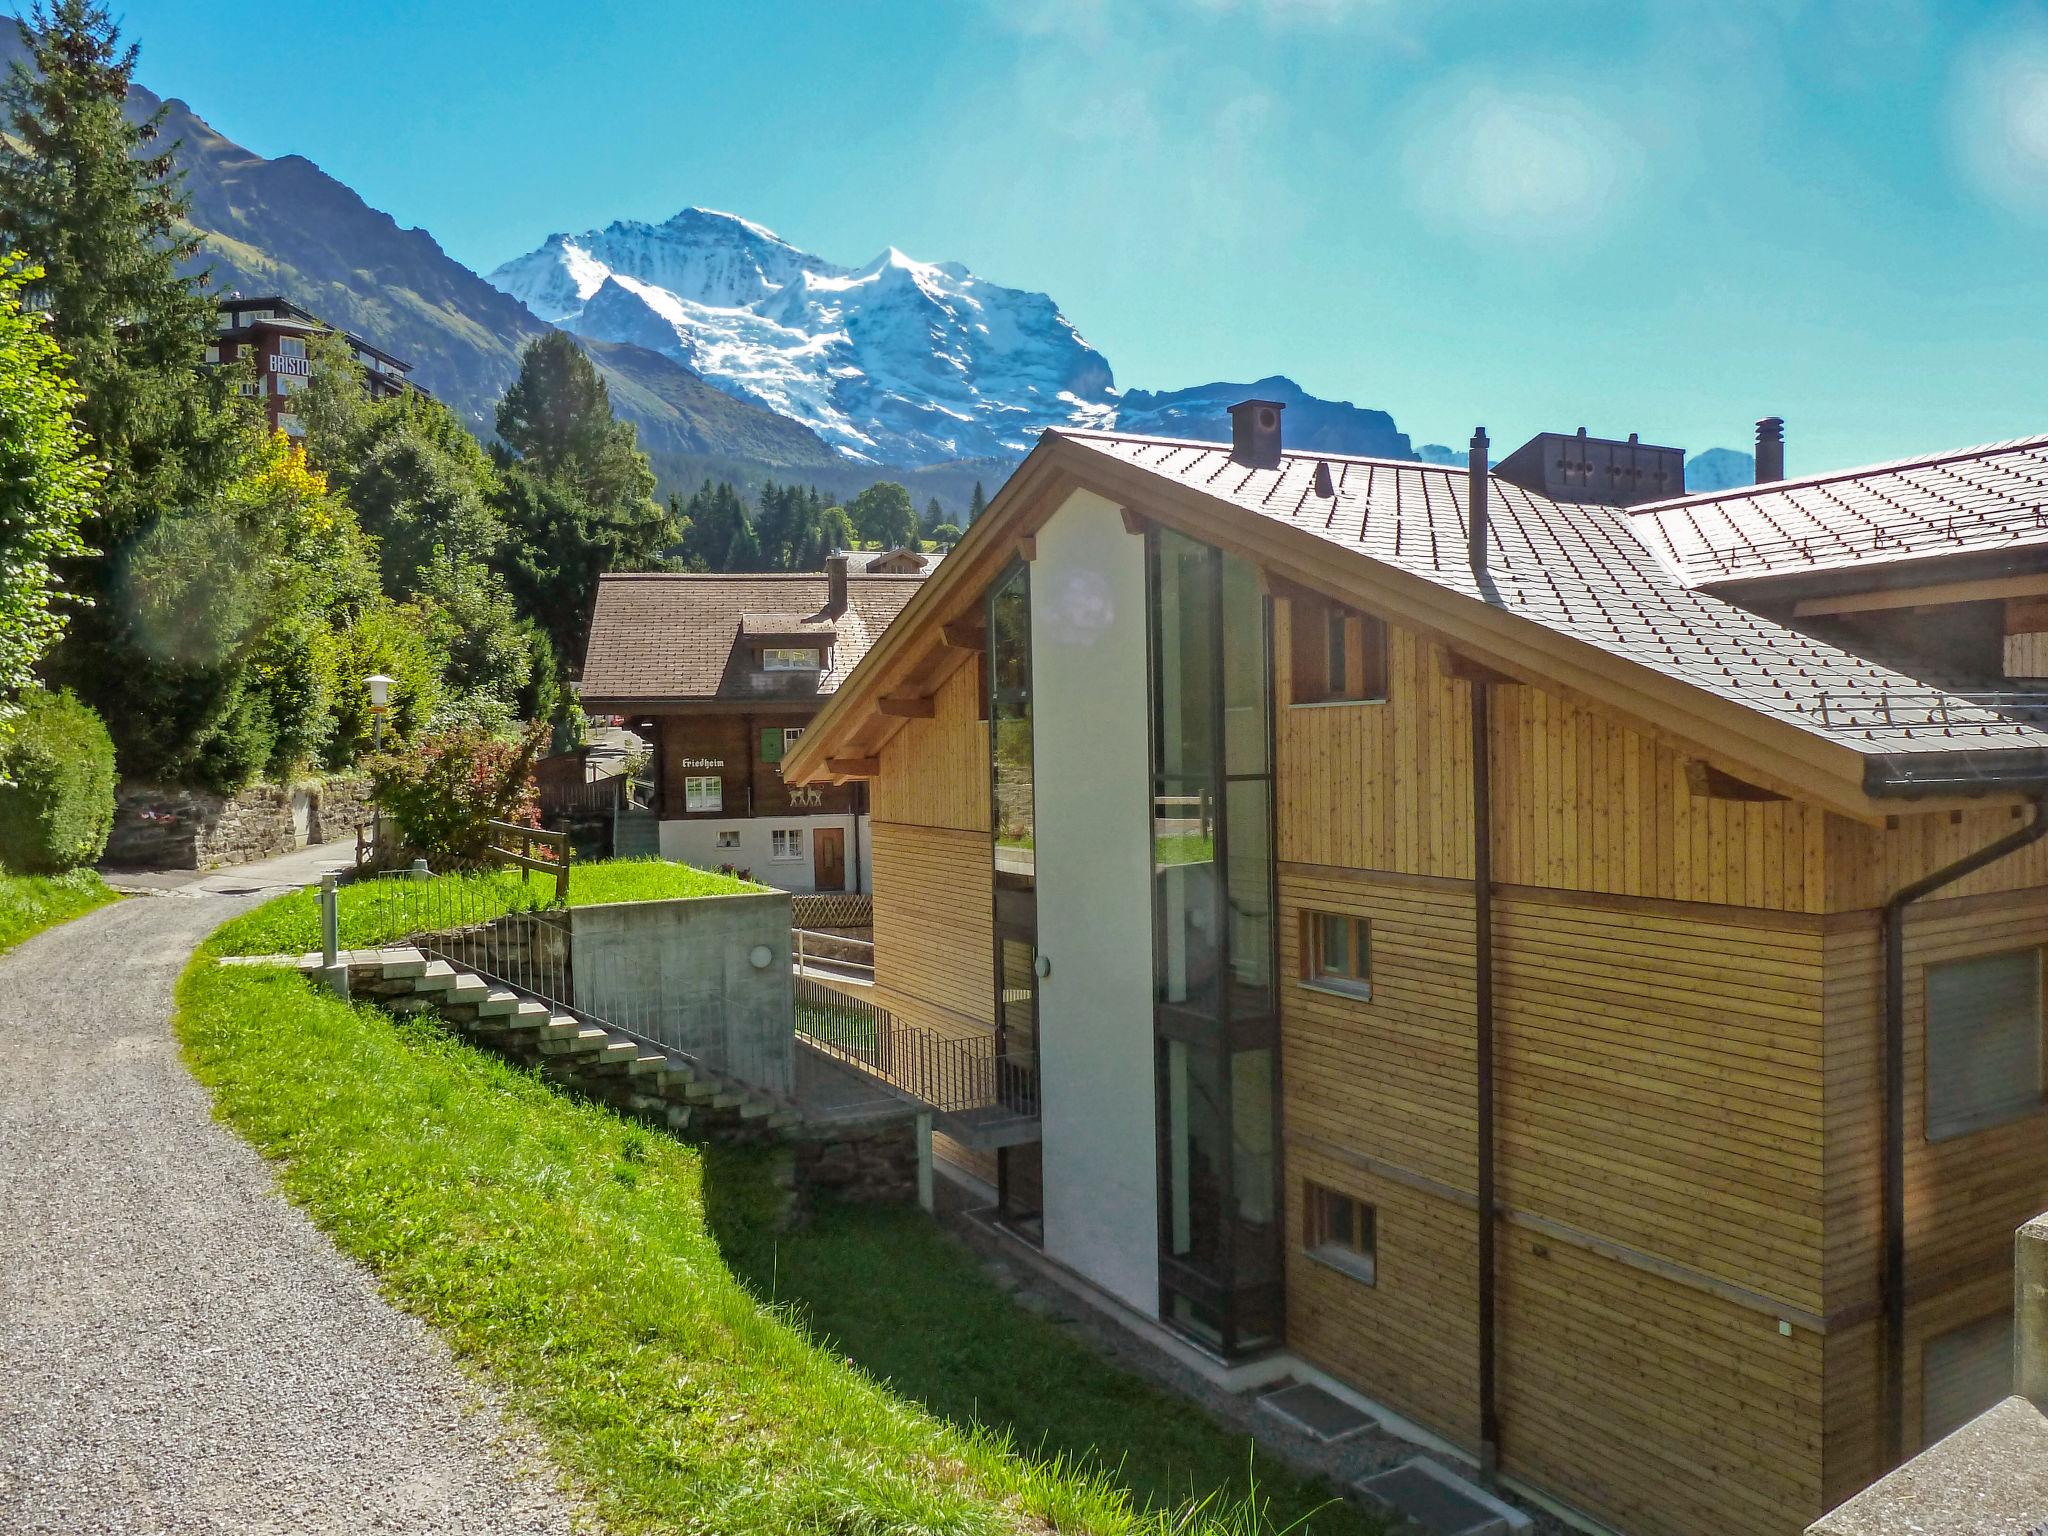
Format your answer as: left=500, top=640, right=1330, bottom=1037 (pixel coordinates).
left=1623, top=432, right=2048, bottom=589
left=1060, top=430, right=2048, bottom=765
left=579, top=572, right=924, bottom=707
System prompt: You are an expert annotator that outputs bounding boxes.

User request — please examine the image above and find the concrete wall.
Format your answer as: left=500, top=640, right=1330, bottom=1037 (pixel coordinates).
left=571, top=889, right=795, bottom=1097
left=657, top=813, right=863, bottom=895
left=1031, top=487, right=1161, bottom=1315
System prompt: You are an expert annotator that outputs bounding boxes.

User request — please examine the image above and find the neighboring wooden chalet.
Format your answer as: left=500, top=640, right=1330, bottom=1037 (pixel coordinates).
left=209, top=295, right=420, bottom=437
left=579, top=555, right=924, bottom=892
left=783, top=402, right=2048, bottom=1535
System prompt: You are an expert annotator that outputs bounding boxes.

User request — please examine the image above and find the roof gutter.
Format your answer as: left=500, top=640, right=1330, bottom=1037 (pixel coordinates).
left=1863, top=750, right=2048, bottom=798
left=1876, top=795, right=2048, bottom=1467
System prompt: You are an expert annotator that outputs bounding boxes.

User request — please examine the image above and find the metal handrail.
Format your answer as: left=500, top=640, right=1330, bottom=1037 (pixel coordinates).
left=792, top=927, right=875, bottom=980
left=794, top=974, right=1037, bottom=1118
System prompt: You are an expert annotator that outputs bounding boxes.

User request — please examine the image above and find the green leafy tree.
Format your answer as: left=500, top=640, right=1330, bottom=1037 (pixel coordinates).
left=847, top=481, right=917, bottom=550
left=349, top=413, right=503, bottom=594
left=967, top=480, right=988, bottom=525
left=0, top=1, right=250, bottom=767
left=367, top=722, right=546, bottom=867
left=931, top=522, right=962, bottom=546
left=0, top=255, right=98, bottom=709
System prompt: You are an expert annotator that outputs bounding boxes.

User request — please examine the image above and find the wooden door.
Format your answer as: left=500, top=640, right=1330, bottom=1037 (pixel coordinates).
left=812, top=826, right=846, bottom=891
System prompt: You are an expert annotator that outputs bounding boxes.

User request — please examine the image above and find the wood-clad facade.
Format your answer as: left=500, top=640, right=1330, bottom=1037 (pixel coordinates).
left=786, top=438, right=2048, bottom=1536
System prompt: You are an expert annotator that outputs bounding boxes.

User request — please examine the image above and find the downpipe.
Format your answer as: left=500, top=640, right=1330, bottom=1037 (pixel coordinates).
left=1879, top=795, right=2048, bottom=1465
left=1472, top=681, right=1500, bottom=1476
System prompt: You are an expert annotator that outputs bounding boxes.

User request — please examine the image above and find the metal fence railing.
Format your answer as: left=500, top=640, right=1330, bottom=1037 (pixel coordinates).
left=793, top=928, right=875, bottom=982
left=794, top=974, right=1038, bottom=1119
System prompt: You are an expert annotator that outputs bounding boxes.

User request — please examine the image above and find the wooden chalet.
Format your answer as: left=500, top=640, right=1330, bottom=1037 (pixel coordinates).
left=782, top=402, right=2048, bottom=1534
left=579, top=555, right=924, bottom=892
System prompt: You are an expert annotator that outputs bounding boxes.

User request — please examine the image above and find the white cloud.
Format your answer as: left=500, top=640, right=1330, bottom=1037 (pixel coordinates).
left=1952, top=18, right=2048, bottom=218
left=1399, top=79, right=1646, bottom=246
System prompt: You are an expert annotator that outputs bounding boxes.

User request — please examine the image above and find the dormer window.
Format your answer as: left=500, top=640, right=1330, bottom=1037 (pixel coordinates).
left=763, top=647, right=821, bottom=671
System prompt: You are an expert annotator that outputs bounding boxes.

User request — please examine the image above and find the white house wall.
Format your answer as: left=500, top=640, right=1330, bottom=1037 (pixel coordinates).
left=1030, top=487, right=1159, bottom=1315
left=657, top=814, right=862, bottom=895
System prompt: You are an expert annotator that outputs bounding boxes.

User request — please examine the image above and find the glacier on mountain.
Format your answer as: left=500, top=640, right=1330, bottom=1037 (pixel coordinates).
left=489, top=207, right=1117, bottom=465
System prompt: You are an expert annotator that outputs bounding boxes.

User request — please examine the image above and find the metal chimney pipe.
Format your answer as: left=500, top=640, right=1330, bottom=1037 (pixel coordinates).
left=1755, top=417, right=1785, bottom=485
left=1468, top=427, right=1490, bottom=573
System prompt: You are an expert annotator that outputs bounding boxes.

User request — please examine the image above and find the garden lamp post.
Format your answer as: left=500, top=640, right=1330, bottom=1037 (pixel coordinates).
left=366, top=672, right=395, bottom=751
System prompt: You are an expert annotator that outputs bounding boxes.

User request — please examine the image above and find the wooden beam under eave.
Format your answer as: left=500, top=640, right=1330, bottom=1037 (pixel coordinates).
left=1120, top=506, right=1151, bottom=537
left=825, top=756, right=880, bottom=778
left=877, top=694, right=936, bottom=718
left=1685, top=760, right=1789, bottom=803
left=940, top=620, right=986, bottom=652
left=1444, top=652, right=1519, bottom=687
left=1792, top=570, right=2048, bottom=618
left=1018, top=535, right=1037, bottom=562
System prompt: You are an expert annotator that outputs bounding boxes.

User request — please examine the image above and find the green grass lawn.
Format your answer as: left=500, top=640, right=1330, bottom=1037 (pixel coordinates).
left=0, top=869, right=116, bottom=953
left=206, top=858, right=761, bottom=957
left=178, top=902, right=1378, bottom=1535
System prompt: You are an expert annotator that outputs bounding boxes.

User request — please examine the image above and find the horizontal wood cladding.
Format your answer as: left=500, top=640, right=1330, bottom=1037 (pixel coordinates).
left=1494, top=892, right=1827, bottom=1311
left=869, top=661, right=989, bottom=834
left=655, top=711, right=858, bottom=820
left=1821, top=885, right=2048, bottom=1314
left=1281, top=866, right=1828, bottom=1311
left=1499, top=1224, right=1824, bottom=1536
left=1282, top=1143, right=1479, bottom=1448
left=1278, top=867, right=1476, bottom=1192
left=870, top=821, right=993, bottom=1042
left=1274, top=600, right=1834, bottom=910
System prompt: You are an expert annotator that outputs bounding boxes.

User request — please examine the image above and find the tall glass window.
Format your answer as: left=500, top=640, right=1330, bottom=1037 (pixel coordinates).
left=988, top=561, right=1043, bottom=1238
left=1149, top=529, right=1280, bottom=1355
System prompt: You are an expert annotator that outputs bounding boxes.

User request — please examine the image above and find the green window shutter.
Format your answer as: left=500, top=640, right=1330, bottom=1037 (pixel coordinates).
left=761, top=728, right=784, bottom=763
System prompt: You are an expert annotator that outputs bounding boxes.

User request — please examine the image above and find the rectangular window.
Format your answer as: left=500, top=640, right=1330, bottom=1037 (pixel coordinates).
left=771, top=828, right=804, bottom=861
left=277, top=336, right=307, bottom=360
left=1926, top=948, right=2043, bottom=1140
left=1290, top=595, right=1387, bottom=705
left=1922, top=1311, right=2013, bottom=1448
left=683, top=776, right=721, bottom=814
left=763, top=648, right=820, bottom=671
left=1304, top=1183, right=1376, bottom=1284
left=1302, top=911, right=1371, bottom=997
left=715, top=829, right=740, bottom=850
left=783, top=726, right=805, bottom=754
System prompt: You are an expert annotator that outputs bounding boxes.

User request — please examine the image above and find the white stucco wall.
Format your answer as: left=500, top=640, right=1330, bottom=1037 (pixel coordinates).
left=657, top=814, right=862, bottom=894
left=1031, top=488, right=1159, bottom=1315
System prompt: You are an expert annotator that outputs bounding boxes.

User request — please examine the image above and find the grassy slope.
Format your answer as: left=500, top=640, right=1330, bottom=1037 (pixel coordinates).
left=0, top=870, right=117, bottom=953
left=206, top=859, right=759, bottom=957
left=179, top=897, right=1378, bottom=1536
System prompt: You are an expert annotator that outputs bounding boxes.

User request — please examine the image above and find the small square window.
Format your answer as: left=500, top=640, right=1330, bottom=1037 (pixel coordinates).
left=1305, top=1183, right=1375, bottom=1285
left=1302, top=911, right=1370, bottom=998
left=1290, top=595, right=1387, bottom=705
left=783, top=726, right=805, bottom=753
left=1926, top=948, right=2043, bottom=1141
left=684, top=775, right=722, bottom=814
left=715, top=830, right=740, bottom=850
left=771, top=828, right=804, bottom=861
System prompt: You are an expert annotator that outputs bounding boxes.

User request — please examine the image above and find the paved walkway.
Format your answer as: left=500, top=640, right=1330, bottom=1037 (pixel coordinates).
left=0, top=844, right=580, bottom=1534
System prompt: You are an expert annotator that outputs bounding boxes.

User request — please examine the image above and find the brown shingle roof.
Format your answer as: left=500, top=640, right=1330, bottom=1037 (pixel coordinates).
left=1059, top=430, right=2048, bottom=762
left=1624, top=432, right=2048, bottom=588
left=580, top=573, right=924, bottom=706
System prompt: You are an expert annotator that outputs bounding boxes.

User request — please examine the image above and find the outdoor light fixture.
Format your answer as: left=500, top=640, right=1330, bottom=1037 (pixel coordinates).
left=748, top=944, right=773, bottom=970
left=366, top=672, right=396, bottom=750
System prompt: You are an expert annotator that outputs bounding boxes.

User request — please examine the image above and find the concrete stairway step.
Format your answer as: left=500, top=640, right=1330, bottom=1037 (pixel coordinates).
left=411, top=959, right=458, bottom=993
left=442, top=975, right=491, bottom=1007
left=538, top=1025, right=610, bottom=1056
left=378, top=948, right=427, bottom=980
left=473, top=989, right=521, bottom=1018
left=592, top=1037, right=642, bottom=1069
left=626, top=1052, right=671, bottom=1076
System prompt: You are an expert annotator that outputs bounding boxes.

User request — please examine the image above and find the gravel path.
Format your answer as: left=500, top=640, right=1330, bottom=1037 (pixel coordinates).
left=0, top=846, right=584, bottom=1534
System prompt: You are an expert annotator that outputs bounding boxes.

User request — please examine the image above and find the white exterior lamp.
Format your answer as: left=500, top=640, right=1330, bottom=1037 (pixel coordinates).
left=366, top=672, right=396, bottom=751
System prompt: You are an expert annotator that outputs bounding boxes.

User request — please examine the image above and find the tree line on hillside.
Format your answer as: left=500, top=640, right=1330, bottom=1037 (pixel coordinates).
left=0, top=2, right=990, bottom=872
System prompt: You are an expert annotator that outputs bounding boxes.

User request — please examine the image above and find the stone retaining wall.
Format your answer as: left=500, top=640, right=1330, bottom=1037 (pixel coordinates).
left=104, top=777, right=372, bottom=871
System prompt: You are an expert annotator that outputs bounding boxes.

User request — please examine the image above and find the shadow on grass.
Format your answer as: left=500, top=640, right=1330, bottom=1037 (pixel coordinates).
left=698, top=1144, right=1378, bottom=1535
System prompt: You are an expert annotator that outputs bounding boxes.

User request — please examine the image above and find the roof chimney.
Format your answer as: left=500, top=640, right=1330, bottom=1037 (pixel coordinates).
left=1755, top=416, right=1785, bottom=485
left=1228, top=398, right=1286, bottom=468
left=823, top=552, right=849, bottom=619
left=1468, top=426, right=1490, bottom=573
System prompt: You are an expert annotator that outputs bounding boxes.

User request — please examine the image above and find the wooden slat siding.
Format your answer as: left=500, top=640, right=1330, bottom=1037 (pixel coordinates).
left=1274, top=601, right=1837, bottom=909
left=1282, top=1145, right=1480, bottom=1447
left=1825, top=805, right=2048, bottom=911
left=1500, top=1226, right=1826, bottom=1536
left=1821, top=1319, right=1882, bottom=1511
left=868, top=661, right=989, bottom=832
left=870, top=821, right=993, bottom=1040
left=1495, top=892, right=1827, bottom=1310
left=1278, top=869, right=1477, bottom=1191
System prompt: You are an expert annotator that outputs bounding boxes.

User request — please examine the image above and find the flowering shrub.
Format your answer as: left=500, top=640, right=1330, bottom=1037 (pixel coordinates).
left=366, top=723, right=545, bottom=867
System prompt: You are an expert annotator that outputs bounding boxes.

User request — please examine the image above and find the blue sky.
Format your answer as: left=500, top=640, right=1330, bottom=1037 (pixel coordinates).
left=107, top=0, right=2048, bottom=469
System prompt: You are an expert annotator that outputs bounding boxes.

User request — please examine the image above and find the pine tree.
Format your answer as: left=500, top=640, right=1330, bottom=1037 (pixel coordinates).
left=967, top=480, right=988, bottom=525
left=923, top=496, right=944, bottom=540
left=0, top=2, right=240, bottom=546
left=495, top=330, right=655, bottom=512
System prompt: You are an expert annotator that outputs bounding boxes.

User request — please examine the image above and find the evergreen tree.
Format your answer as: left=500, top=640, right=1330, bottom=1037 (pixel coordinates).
left=495, top=464, right=676, bottom=667
left=676, top=480, right=753, bottom=572
left=0, top=1, right=251, bottom=769
left=967, top=480, right=988, bottom=525
left=923, top=496, right=945, bottom=540
left=495, top=330, right=656, bottom=512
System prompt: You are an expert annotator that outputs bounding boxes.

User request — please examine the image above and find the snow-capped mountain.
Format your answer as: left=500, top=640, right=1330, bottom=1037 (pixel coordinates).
left=489, top=208, right=1117, bottom=466
left=1116, top=376, right=1414, bottom=460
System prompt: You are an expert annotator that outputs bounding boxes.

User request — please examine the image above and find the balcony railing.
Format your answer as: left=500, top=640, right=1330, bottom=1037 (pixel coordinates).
left=794, top=974, right=1038, bottom=1120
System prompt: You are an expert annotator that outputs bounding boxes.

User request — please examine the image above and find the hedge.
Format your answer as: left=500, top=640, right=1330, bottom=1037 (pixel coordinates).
left=0, top=687, right=116, bottom=872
